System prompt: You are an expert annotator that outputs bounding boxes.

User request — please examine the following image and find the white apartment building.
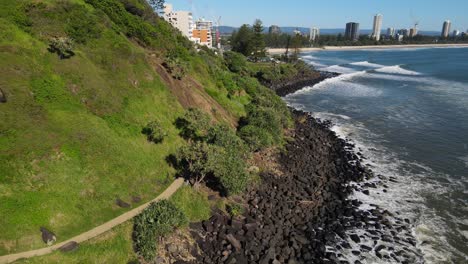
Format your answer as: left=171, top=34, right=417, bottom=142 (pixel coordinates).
left=310, top=27, right=320, bottom=41
left=163, top=4, right=195, bottom=39
left=372, top=14, right=383, bottom=41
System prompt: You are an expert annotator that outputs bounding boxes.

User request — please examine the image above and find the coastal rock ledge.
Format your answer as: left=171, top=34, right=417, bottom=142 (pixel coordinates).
left=187, top=110, right=421, bottom=264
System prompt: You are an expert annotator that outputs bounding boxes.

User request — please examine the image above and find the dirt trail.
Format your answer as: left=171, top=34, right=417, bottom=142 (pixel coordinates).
left=0, top=178, right=185, bottom=264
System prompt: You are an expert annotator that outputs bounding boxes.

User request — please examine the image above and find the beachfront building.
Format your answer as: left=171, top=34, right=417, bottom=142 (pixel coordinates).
left=163, top=3, right=214, bottom=48
left=398, top=29, right=409, bottom=37
left=387, top=27, right=396, bottom=38
left=453, top=30, right=460, bottom=37
left=372, top=14, right=383, bottom=41
left=409, top=27, right=418, bottom=38
left=163, top=4, right=194, bottom=39
left=193, top=19, right=213, bottom=48
left=345, top=22, right=360, bottom=41
left=442, top=20, right=451, bottom=38
left=310, top=27, right=320, bottom=41
left=269, top=25, right=281, bottom=34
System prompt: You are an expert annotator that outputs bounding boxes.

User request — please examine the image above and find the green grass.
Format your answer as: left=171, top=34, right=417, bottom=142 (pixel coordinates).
left=15, top=223, right=138, bottom=264
left=13, top=186, right=211, bottom=263
left=0, top=1, right=185, bottom=254
left=170, top=186, right=211, bottom=222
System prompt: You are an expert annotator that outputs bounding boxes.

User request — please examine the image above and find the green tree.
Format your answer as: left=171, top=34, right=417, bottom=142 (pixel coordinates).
left=176, top=108, right=211, bottom=141
left=147, top=0, right=165, bottom=11
left=176, top=142, right=219, bottom=187
left=251, top=19, right=266, bottom=61
left=231, top=24, right=253, bottom=56
left=142, top=120, right=167, bottom=143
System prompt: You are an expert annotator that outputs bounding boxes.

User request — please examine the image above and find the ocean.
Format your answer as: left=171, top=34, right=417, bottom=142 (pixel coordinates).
left=284, top=47, right=468, bottom=263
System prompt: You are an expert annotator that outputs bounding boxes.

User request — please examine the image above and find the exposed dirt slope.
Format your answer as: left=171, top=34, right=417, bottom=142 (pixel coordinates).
left=148, top=54, right=237, bottom=128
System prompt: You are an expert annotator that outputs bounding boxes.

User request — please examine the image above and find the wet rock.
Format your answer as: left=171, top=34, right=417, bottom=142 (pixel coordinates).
left=226, top=234, right=241, bottom=251
left=59, top=241, right=79, bottom=252
left=131, top=195, right=142, bottom=203
left=0, top=88, right=6, bottom=103
left=116, top=198, right=130, bottom=208
left=40, top=227, right=56, bottom=245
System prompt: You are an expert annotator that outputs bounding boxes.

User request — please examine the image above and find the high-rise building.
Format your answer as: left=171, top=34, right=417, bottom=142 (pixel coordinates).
left=269, top=25, right=281, bottom=35
left=345, top=22, right=360, bottom=41
left=398, top=29, right=409, bottom=37
left=409, top=27, right=418, bottom=37
left=442, top=20, right=451, bottom=38
left=163, top=4, right=194, bottom=39
left=387, top=27, right=395, bottom=38
left=453, top=30, right=460, bottom=37
left=372, top=14, right=383, bottom=41
left=310, top=27, right=320, bottom=41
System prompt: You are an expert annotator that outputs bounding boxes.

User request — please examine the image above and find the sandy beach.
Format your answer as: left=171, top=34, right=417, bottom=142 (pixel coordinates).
left=268, top=43, right=468, bottom=54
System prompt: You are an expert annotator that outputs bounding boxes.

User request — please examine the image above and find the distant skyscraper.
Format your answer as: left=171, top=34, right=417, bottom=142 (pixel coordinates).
left=442, top=20, right=451, bottom=38
left=372, top=14, right=383, bottom=41
left=409, top=27, right=418, bottom=37
left=269, top=25, right=281, bottom=35
left=398, top=29, right=409, bottom=37
left=453, top=30, right=460, bottom=37
left=345, top=22, right=360, bottom=41
left=310, top=27, right=320, bottom=41
left=387, top=27, right=395, bottom=38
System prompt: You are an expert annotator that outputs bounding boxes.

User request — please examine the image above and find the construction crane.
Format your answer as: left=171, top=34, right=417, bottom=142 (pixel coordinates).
left=216, top=16, right=222, bottom=49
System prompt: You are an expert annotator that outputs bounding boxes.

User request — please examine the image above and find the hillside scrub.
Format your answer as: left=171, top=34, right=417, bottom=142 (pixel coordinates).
left=175, top=109, right=251, bottom=196
left=132, top=200, right=187, bottom=262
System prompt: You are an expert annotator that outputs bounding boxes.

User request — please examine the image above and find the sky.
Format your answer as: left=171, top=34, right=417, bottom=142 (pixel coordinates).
left=165, top=0, right=468, bottom=31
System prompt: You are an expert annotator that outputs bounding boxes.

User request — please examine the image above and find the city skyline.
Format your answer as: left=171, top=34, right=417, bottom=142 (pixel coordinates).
left=165, top=0, right=467, bottom=31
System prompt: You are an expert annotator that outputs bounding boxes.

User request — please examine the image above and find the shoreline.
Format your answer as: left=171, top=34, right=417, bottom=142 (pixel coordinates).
left=268, top=43, right=468, bottom=54
left=187, top=69, right=423, bottom=263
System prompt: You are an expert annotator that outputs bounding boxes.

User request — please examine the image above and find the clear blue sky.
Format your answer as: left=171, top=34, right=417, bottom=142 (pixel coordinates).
left=165, top=0, right=467, bottom=31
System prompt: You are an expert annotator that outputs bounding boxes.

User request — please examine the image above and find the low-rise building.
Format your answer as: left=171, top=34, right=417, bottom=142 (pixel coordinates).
left=193, top=19, right=213, bottom=48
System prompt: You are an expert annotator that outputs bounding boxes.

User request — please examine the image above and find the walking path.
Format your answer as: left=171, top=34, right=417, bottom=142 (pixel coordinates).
left=0, top=178, right=185, bottom=264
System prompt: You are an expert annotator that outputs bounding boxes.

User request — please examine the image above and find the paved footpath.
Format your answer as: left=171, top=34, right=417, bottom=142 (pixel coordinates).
left=0, top=178, right=185, bottom=264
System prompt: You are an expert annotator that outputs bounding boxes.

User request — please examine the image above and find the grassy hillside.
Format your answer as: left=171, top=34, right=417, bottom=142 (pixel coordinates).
left=0, top=0, right=297, bottom=258
left=0, top=0, right=250, bottom=255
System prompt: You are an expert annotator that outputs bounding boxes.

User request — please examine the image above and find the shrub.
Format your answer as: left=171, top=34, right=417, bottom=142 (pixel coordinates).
left=211, top=153, right=250, bottom=195
left=176, top=108, right=211, bottom=141
left=238, top=124, right=275, bottom=151
left=208, top=124, right=249, bottom=158
left=142, top=120, right=167, bottom=143
left=224, top=51, right=247, bottom=73
left=48, top=37, right=75, bottom=59
left=226, top=202, right=244, bottom=217
left=64, top=4, right=101, bottom=44
left=133, top=200, right=187, bottom=262
left=163, top=53, right=189, bottom=80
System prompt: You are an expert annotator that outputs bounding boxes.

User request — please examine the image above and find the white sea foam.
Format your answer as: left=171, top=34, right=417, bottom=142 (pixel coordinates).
left=301, top=55, right=317, bottom=60
left=350, top=61, right=386, bottom=68
left=320, top=65, right=357, bottom=74
left=307, top=61, right=327, bottom=68
left=315, top=114, right=466, bottom=263
left=374, top=65, right=421, bottom=75
left=285, top=70, right=368, bottom=97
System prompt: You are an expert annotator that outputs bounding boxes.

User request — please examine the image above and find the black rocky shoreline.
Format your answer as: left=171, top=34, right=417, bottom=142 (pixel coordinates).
left=272, top=71, right=339, bottom=97
left=185, top=72, right=423, bottom=263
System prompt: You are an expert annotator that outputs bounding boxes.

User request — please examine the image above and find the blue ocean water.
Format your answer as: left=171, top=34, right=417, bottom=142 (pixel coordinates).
left=284, top=47, right=468, bottom=263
